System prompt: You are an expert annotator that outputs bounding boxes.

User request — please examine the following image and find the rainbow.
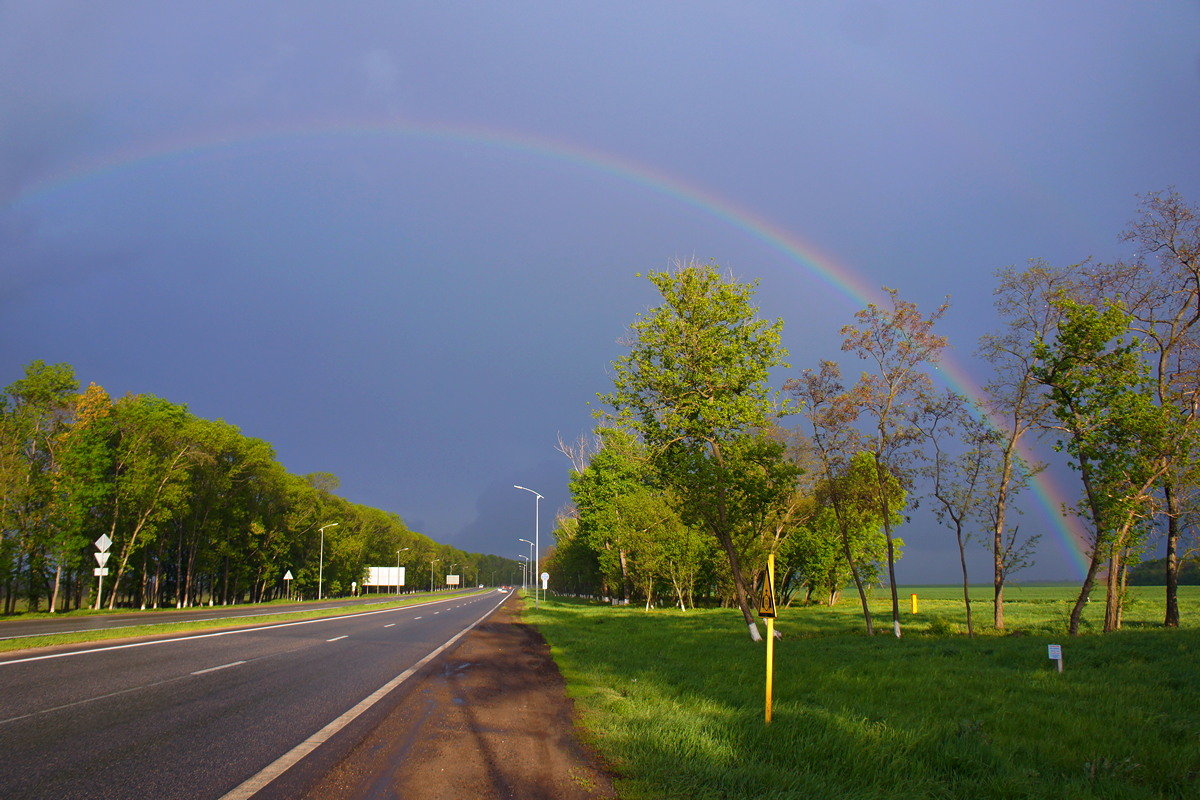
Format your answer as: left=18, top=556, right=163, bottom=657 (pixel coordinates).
left=6, top=116, right=1091, bottom=576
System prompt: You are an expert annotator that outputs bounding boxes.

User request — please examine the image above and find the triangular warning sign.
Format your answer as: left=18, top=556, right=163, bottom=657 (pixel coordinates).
left=757, top=576, right=777, bottom=619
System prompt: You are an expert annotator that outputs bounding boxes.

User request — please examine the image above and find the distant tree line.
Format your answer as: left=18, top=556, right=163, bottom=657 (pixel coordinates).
left=545, top=189, right=1199, bottom=636
left=0, top=365, right=517, bottom=613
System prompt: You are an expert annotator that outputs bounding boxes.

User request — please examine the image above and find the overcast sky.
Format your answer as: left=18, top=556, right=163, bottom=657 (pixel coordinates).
left=3, top=2, right=1198, bottom=581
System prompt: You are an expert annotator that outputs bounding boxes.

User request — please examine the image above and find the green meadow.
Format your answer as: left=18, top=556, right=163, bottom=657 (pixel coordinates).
left=524, top=586, right=1200, bottom=800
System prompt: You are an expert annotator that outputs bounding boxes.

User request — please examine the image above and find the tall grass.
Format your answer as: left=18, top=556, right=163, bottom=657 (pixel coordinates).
left=525, top=587, right=1200, bottom=800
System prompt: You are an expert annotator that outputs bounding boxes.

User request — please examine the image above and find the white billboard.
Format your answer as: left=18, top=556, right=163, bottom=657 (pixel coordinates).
left=365, top=566, right=406, bottom=586
left=446, top=574, right=461, bottom=586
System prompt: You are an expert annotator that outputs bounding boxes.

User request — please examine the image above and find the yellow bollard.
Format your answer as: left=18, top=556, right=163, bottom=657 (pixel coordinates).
left=764, top=553, right=776, bottom=724
left=765, top=615, right=774, bottom=724
left=911, top=593, right=919, bottom=614
left=756, top=553, right=781, bottom=724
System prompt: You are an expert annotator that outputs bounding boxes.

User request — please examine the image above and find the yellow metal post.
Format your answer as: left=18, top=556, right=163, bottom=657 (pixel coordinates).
left=765, top=553, right=775, bottom=724
left=911, top=593, right=918, bottom=614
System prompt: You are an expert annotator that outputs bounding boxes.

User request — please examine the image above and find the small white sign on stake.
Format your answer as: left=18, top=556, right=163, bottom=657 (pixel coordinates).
left=283, top=570, right=293, bottom=581
left=540, top=572, right=549, bottom=591
left=1047, top=643, right=1063, bottom=672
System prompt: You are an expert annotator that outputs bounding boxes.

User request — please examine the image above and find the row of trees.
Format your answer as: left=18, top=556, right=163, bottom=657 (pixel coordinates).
left=0, top=364, right=516, bottom=613
left=545, top=189, right=1199, bottom=637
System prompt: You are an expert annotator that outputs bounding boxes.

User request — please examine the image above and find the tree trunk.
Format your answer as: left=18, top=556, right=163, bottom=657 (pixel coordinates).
left=1068, top=552, right=1103, bottom=636
left=993, top=441, right=1015, bottom=630
left=139, top=554, right=149, bottom=610
left=1117, top=555, right=1130, bottom=629
left=151, top=542, right=163, bottom=608
left=831, top=494, right=874, bottom=634
left=184, top=545, right=197, bottom=607
left=993, top=581, right=1005, bottom=631
left=1104, top=549, right=1121, bottom=632
left=873, top=453, right=902, bottom=638
left=618, top=549, right=631, bottom=601
left=714, top=528, right=761, bottom=641
left=175, top=523, right=185, bottom=608
left=49, top=561, right=62, bottom=614
left=1068, top=452, right=1107, bottom=636
left=957, top=523, right=973, bottom=637
left=1163, top=483, right=1181, bottom=627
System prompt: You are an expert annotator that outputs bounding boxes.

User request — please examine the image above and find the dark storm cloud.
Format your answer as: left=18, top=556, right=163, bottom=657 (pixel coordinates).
left=2, top=1, right=1198, bottom=580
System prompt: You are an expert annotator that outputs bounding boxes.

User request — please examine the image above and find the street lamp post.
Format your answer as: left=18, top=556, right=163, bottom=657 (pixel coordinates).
left=396, top=547, right=410, bottom=594
left=517, top=554, right=529, bottom=591
left=429, top=558, right=439, bottom=593
left=514, top=485, right=543, bottom=607
left=318, top=522, right=339, bottom=600
left=518, top=537, right=536, bottom=599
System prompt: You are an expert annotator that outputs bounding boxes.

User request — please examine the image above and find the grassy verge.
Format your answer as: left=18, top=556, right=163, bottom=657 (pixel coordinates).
left=524, top=587, right=1200, bottom=800
left=0, top=595, right=345, bottom=621
left=0, top=590, right=490, bottom=654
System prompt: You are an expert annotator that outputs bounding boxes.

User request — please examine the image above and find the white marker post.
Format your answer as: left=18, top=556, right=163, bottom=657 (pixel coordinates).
left=1048, top=643, right=1063, bottom=673
left=93, top=534, right=112, bottom=610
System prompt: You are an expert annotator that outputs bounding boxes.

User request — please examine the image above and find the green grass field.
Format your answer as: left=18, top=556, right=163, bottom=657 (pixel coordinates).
left=524, top=586, right=1200, bottom=800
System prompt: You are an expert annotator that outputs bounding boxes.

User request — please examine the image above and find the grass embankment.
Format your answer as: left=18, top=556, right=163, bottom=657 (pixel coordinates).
left=525, top=586, right=1200, bottom=800
left=0, top=590, right=488, bottom=654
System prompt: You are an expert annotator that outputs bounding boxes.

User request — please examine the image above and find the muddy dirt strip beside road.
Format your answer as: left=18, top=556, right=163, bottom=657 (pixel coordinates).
left=302, top=597, right=617, bottom=800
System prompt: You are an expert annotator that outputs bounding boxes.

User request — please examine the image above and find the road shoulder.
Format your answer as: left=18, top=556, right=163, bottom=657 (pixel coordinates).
left=301, top=595, right=618, bottom=800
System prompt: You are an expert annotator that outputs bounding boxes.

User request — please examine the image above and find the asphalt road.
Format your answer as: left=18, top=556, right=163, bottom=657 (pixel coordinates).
left=0, top=589, right=509, bottom=800
left=0, top=590, right=478, bottom=640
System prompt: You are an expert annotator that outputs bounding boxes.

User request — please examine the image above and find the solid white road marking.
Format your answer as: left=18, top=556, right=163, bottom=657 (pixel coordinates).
left=384, top=624, right=395, bottom=628
left=218, top=591, right=511, bottom=800
left=326, top=636, right=348, bottom=642
left=191, top=660, right=245, bottom=676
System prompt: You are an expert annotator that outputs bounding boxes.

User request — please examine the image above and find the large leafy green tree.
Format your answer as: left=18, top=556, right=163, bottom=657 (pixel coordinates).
left=1083, top=191, right=1200, bottom=626
left=1, top=360, right=78, bottom=612
left=1034, top=298, right=1175, bottom=633
left=601, top=261, right=795, bottom=640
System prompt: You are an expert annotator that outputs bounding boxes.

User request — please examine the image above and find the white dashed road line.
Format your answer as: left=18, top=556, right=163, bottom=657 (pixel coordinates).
left=191, top=660, right=245, bottom=676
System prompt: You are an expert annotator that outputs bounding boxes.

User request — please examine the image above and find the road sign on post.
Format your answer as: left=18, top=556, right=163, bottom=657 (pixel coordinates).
left=540, top=572, right=549, bottom=592
left=94, top=534, right=113, bottom=610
